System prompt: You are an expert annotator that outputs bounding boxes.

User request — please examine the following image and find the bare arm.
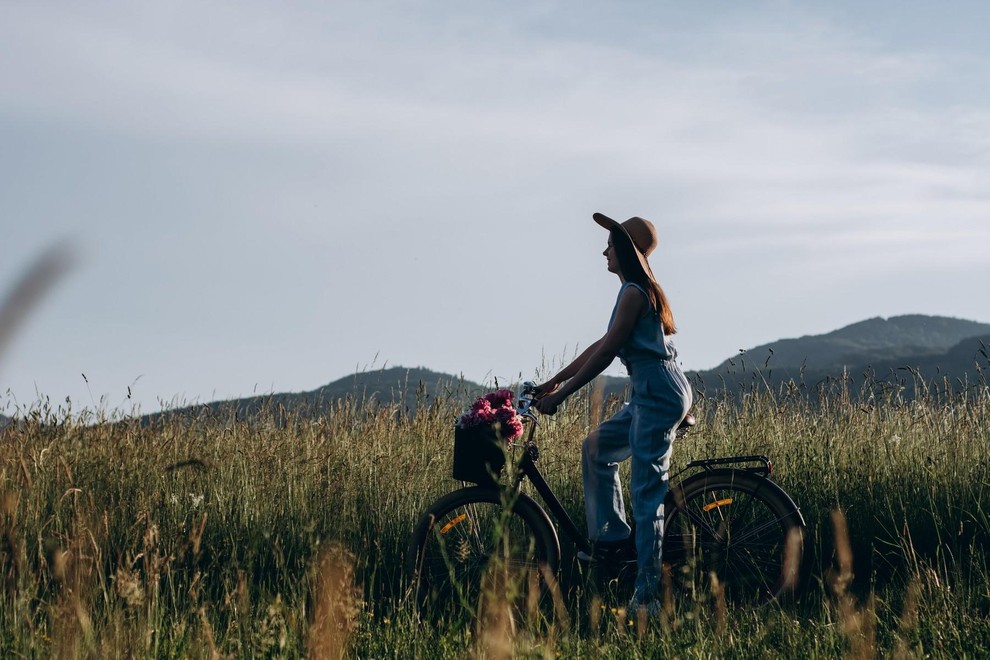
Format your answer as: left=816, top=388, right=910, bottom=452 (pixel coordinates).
left=535, top=287, right=646, bottom=413
left=535, top=338, right=604, bottom=396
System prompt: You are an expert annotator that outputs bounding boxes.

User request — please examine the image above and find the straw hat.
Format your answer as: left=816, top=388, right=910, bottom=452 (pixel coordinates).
left=593, top=212, right=658, bottom=279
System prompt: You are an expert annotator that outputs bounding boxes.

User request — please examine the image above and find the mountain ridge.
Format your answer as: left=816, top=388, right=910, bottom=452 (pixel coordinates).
left=137, top=366, right=485, bottom=426
left=709, top=314, right=990, bottom=372
left=4, top=314, right=987, bottom=426
left=174, top=314, right=990, bottom=418
left=694, top=314, right=990, bottom=399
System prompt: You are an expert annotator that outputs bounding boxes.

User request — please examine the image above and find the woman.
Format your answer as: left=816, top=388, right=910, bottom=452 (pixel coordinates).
left=534, top=212, right=692, bottom=612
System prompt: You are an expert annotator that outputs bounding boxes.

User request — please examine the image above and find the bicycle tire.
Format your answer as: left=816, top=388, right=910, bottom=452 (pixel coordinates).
left=663, top=470, right=804, bottom=604
left=407, top=486, right=560, bottom=619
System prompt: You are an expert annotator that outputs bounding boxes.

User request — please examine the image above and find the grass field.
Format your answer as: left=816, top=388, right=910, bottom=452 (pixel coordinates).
left=1, top=375, right=989, bottom=658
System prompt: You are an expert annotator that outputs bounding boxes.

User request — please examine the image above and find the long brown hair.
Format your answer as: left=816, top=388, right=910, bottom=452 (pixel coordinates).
left=611, top=228, right=677, bottom=335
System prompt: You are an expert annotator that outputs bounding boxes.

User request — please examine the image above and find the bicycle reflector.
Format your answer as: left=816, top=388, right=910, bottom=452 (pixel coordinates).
left=702, top=498, right=733, bottom=512
left=439, top=514, right=467, bottom=534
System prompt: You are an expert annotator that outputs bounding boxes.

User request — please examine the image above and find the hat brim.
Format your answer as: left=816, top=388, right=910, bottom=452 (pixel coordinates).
left=593, top=212, right=620, bottom=232
left=593, top=211, right=657, bottom=284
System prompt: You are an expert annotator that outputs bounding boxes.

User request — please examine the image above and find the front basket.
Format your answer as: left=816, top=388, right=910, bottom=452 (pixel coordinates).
left=452, top=425, right=507, bottom=486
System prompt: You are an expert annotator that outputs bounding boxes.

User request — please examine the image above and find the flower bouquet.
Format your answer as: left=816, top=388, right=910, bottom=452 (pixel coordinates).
left=452, top=389, right=524, bottom=485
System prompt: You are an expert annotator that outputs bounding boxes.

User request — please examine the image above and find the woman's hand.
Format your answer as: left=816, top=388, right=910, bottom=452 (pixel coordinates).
left=533, top=380, right=561, bottom=398
left=534, top=390, right=566, bottom=415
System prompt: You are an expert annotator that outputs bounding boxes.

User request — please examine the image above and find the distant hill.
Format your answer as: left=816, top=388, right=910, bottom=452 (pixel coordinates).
left=140, top=366, right=487, bottom=426
left=709, top=315, right=990, bottom=372
left=127, top=314, right=990, bottom=425
left=693, top=315, right=990, bottom=399
left=0, top=413, right=9, bottom=430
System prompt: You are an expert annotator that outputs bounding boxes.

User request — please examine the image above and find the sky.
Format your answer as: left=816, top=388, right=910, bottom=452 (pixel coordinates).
left=2, top=0, right=989, bottom=416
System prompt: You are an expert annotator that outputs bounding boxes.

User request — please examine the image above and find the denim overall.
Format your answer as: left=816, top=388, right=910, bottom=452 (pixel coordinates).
left=581, top=282, right=693, bottom=602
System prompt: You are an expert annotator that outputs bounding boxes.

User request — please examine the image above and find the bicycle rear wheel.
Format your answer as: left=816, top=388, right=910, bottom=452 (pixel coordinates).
left=407, top=487, right=560, bottom=619
left=663, top=470, right=804, bottom=603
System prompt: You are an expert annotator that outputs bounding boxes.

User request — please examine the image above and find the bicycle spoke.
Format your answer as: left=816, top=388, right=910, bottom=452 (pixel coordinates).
left=676, top=499, right=722, bottom=540
left=728, top=516, right=785, bottom=546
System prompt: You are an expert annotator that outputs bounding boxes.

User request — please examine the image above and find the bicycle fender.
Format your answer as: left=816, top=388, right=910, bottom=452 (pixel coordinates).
left=668, top=469, right=806, bottom=528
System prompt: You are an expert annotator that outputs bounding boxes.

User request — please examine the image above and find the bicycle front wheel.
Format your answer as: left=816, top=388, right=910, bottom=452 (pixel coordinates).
left=663, top=470, right=804, bottom=604
left=407, top=487, right=560, bottom=619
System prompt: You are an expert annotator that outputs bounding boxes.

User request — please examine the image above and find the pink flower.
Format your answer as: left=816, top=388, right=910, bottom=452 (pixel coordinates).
left=469, top=398, right=496, bottom=423
left=494, top=406, right=515, bottom=424
left=457, top=390, right=523, bottom=439
left=493, top=406, right=523, bottom=440
left=485, top=389, right=515, bottom=407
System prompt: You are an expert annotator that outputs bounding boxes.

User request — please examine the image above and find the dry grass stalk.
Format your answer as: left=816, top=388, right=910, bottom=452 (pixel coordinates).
left=1, top=491, right=23, bottom=597
left=46, top=491, right=113, bottom=659
left=588, top=595, right=602, bottom=640
left=539, top=563, right=570, bottom=631
left=891, top=578, right=921, bottom=659
left=661, top=562, right=675, bottom=626
left=536, top=563, right=570, bottom=658
left=51, top=544, right=97, bottom=659
left=782, top=526, right=803, bottom=592
left=190, top=512, right=208, bottom=558
left=307, top=544, right=360, bottom=660
left=475, top=563, right=516, bottom=660
left=18, top=455, right=33, bottom=489
left=113, top=566, right=145, bottom=610
left=828, top=510, right=853, bottom=596
left=615, top=605, right=627, bottom=638
left=198, top=606, right=222, bottom=660
left=526, top=566, right=541, bottom=622
left=589, top=377, right=605, bottom=429
left=828, top=509, right=876, bottom=660
left=710, top=571, right=727, bottom=637
left=0, top=241, right=75, bottom=367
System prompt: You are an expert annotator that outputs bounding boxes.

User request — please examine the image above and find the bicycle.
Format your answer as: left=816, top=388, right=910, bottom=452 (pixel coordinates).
left=407, top=382, right=806, bottom=617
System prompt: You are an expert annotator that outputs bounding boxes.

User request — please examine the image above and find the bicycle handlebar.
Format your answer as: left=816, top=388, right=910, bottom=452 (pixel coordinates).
left=515, top=381, right=541, bottom=422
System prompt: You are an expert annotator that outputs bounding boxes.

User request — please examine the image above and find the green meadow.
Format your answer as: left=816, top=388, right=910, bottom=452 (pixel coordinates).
left=1, top=376, right=989, bottom=658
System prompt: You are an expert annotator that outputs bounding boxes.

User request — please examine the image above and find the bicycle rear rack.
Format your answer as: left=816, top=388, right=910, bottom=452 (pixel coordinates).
left=684, top=454, right=773, bottom=476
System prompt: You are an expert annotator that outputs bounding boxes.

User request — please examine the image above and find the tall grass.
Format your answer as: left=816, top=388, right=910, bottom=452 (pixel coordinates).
left=1, top=375, right=989, bottom=657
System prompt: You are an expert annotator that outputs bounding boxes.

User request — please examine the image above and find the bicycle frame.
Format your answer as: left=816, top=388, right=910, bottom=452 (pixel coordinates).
left=509, top=438, right=595, bottom=557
